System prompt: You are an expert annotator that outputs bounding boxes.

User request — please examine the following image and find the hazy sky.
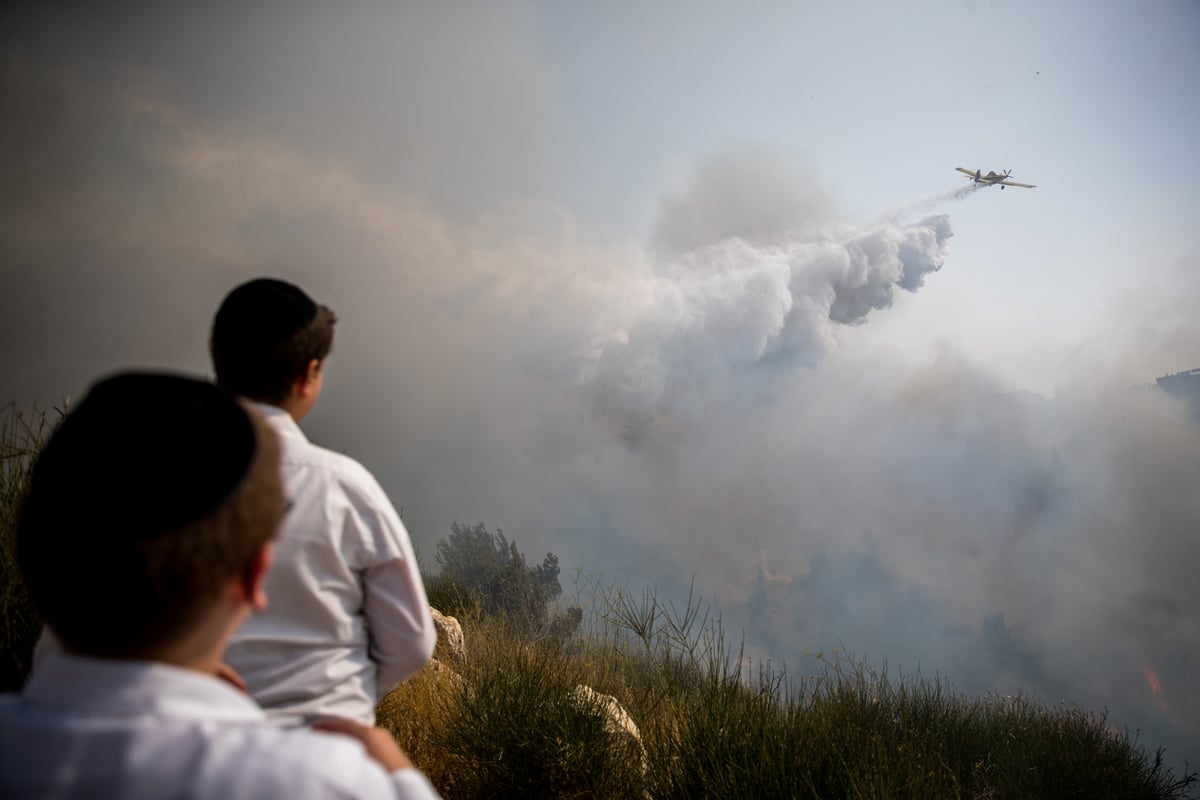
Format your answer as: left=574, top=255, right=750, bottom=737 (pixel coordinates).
left=3, top=0, right=1198, bottom=766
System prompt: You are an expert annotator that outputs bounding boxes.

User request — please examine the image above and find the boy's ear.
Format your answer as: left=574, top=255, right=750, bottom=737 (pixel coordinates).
left=294, top=358, right=322, bottom=399
left=239, top=542, right=273, bottom=611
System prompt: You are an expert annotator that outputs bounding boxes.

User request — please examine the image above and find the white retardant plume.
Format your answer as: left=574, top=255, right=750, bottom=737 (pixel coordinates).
left=883, top=181, right=982, bottom=223
left=588, top=214, right=953, bottom=415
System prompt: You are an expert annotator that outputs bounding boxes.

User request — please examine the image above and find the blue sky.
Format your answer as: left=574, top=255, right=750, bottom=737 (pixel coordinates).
left=544, top=2, right=1198, bottom=214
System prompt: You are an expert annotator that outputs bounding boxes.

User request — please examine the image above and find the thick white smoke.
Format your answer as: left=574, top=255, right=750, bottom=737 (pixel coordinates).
left=588, top=214, right=953, bottom=415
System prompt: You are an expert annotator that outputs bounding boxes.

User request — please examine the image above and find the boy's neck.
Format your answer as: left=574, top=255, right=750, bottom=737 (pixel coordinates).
left=277, top=394, right=309, bottom=422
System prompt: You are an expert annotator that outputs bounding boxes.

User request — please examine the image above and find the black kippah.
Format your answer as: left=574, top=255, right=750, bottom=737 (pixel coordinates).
left=213, top=277, right=319, bottom=344
left=25, top=372, right=257, bottom=540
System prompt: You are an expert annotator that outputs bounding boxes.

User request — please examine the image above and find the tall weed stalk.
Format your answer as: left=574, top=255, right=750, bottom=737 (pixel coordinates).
left=1, top=403, right=61, bottom=691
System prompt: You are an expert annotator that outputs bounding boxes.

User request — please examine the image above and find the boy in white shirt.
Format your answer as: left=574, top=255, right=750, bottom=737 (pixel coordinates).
left=0, top=372, right=441, bottom=799
left=211, top=278, right=435, bottom=725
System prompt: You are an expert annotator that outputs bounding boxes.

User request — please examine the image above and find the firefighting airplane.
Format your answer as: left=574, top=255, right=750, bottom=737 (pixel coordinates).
left=955, top=167, right=1036, bottom=189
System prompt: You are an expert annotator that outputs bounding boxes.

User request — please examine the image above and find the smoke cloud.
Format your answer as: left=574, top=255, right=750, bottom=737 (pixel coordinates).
left=2, top=6, right=1197, bottom=769
left=588, top=208, right=953, bottom=421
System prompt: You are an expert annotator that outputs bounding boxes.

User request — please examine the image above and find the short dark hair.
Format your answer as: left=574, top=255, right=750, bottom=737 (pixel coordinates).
left=210, top=277, right=337, bottom=404
left=17, top=372, right=285, bottom=658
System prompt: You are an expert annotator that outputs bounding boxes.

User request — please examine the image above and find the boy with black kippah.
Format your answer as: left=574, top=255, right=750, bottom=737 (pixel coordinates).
left=210, top=278, right=435, bottom=726
left=0, top=372, right=441, bottom=799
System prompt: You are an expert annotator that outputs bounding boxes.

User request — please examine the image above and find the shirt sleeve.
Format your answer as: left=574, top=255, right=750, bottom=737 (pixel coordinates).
left=264, top=729, right=445, bottom=799
left=391, top=768, right=444, bottom=799
left=343, top=469, right=437, bottom=693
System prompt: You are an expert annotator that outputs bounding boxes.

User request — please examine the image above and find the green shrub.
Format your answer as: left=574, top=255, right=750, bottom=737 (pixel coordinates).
left=423, top=570, right=480, bottom=620
left=433, top=616, right=647, bottom=799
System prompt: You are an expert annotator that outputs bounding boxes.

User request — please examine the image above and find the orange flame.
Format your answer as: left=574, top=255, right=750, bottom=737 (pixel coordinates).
left=1141, top=663, right=1169, bottom=715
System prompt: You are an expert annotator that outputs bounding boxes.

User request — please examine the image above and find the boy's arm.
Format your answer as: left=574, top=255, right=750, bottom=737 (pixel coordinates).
left=348, top=474, right=437, bottom=693
left=363, top=555, right=437, bottom=692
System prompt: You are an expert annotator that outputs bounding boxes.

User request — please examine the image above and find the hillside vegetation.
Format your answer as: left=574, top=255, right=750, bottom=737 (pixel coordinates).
left=389, top=567, right=1196, bottom=800
left=1, top=404, right=1194, bottom=799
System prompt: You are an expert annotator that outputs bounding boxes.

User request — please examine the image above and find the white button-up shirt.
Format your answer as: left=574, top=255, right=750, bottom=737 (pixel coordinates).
left=0, top=652, right=442, bottom=799
left=224, top=404, right=436, bottom=725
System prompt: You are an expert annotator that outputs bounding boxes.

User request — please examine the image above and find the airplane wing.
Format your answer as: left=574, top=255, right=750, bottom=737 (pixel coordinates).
left=997, top=180, right=1036, bottom=188
left=955, top=167, right=976, bottom=176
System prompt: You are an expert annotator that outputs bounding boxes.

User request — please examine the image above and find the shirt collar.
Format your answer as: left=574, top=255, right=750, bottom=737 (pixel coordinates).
left=253, top=402, right=309, bottom=443
left=23, top=652, right=265, bottom=723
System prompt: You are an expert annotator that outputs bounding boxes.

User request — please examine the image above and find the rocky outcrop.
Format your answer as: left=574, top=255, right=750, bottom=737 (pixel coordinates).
left=431, top=607, right=465, bottom=669
left=569, top=684, right=648, bottom=774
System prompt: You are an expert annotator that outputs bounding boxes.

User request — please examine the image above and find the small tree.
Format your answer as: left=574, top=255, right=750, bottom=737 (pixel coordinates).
left=434, top=522, right=564, bottom=631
